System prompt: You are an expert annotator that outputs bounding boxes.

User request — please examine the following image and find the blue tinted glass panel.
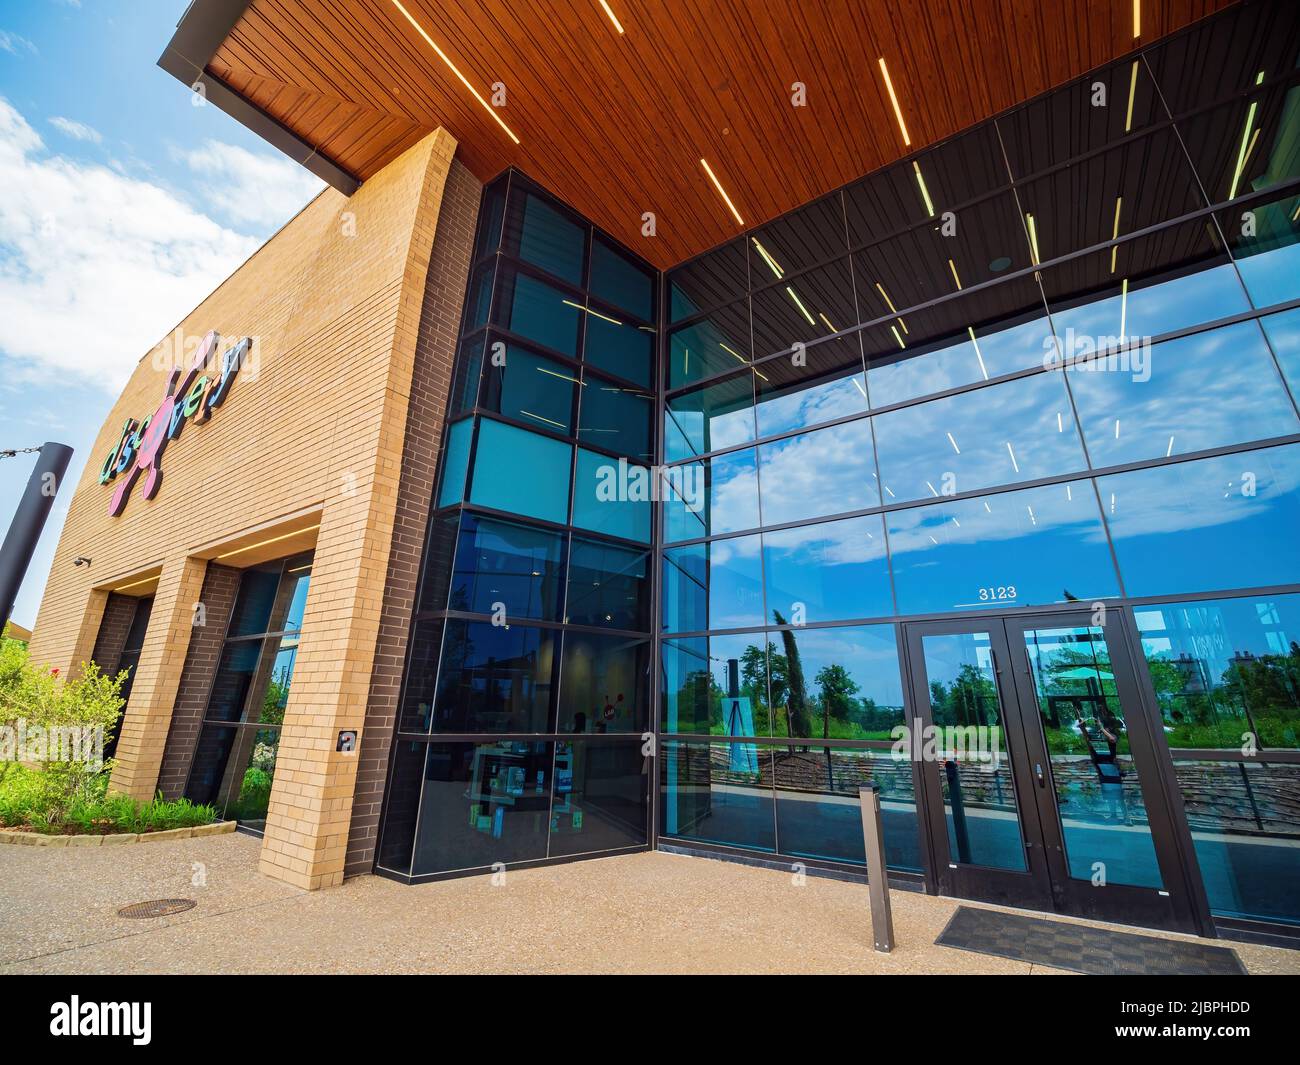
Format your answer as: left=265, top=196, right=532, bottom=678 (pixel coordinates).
left=1224, top=193, right=1300, bottom=309
left=1099, top=444, right=1300, bottom=599
left=668, top=239, right=747, bottom=323
left=448, top=514, right=565, bottom=621
left=407, top=740, right=555, bottom=875
left=661, top=632, right=772, bottom=735
left=665, top=371, right=755, bottom=462
left=874, top=371, right=1085, bottom=503
left=438, top=419, right=474, bottom=508
left=667, top=302, right=751, bottom=389
left=557, top=632, right=650, bottom=734
left=1069, top=322, right=1298, bottom=466
left=496, top=269, right=582, bottom=356
left=1135, top=593, right=1300, bottom=750
left=481, top=342, right=577, bottom=433
left=662, top=535, right=764, bottom=633
left=565, top=537, right=650, bottom=631
left=1171, top=760, right=1300, bottom=926
left=577, top=378, right=653, bottom=461
left=754, top=339, right=868, bottom=438
left=762, top=515, right=893, bottom=625
left=514, top=192, right=584, bottom=285
left=550, top=740, right=648, bottom=855
left=584, top=313, right=654, bottom=387
left=888, top=481, right=1120, bottom=615
left=430, top=621, right=558, bottom=733
left=774, top=746, right=922, bottom=871
left=757, top=420, right=879, bottom=526
left=660, top=741, right=775, bottom=852
left=449, top=335, right=483, bottom=415
left=590, top=236, right=654, bottom=320
left=663, top=448, right=760, bottom=542
left=470, top=419, right=571, bottom=524
left=768, top=624, right=906, bottom=742
left=1260, top=306, right=1300, bottom=401
left=226, top=564, right=280, bottom=637
left=572, top=448, right=651, bottom=543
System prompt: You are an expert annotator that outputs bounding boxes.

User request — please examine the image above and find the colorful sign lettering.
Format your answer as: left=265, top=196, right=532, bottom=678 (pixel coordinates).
left=100, top=331, right=251, bottom=516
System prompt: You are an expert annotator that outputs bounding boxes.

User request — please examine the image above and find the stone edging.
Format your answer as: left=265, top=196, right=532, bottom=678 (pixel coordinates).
left=0, top=821, right=237, bottom=847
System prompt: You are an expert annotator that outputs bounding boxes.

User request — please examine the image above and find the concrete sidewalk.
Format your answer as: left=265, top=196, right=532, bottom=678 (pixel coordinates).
left=1, top=832, right=1296, bottom=974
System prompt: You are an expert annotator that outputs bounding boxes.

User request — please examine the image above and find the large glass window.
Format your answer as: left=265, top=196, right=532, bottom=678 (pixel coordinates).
left=660, top=631, right=771, bottom=735
left=550, top=740, right=648, bottom=856
left=753, top=338, right=868, bottom=439
left=571, top=448, right=652, bottom=543
left=447, top=514, right=565, bottom=621
left=873, top=370, right=1085, bottom=503
left=492, top=267, right=583, bottom=356
left=1068, top=322, right=1299, bottom=467
left=590, top=235, right=654, bottom=321
left=184, top=553, right=311, bottom=832
left=577, top=377, right=653, bottom=461
left=557, top=632, right=649, bottom=734
left=667, top=301, right=751, bottom=389
left=480, top=341, right=577, bottom=434
left=660, top=741, right=776, bottom=852
left=887, top=481, right=1120, bottom=615
left=756, top=419, right=879, bottom=526
left=762, top=515, right=893, bottom=625
left=564, top=537, right=650, bottom=632
left=662, top=448, right=760, bottom=542
left=665, top=370, right=756, bottom=462
left=1099, top=444, right=1300, bottom=599
left=1220, top=190, right=1300, bottom=310
left=662, top=535, right=765, bottom=633
left=507, top=191, right=585, bottom=286
left=469, top=419, right=572, bottom=525
left=667, top=238, right=747, bottom=323
left=427, top=620, right=559, bottom=734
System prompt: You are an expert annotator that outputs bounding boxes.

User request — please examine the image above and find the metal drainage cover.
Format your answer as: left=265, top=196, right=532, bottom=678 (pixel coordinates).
left=116, top=899, right=196, bottom=919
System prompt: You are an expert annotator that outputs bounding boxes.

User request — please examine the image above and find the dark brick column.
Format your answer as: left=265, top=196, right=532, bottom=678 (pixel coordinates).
left=155, top=563, right=241, bottom=798
left=90, top=593, right=138, bottom=677
left=344, top=157, right=481, bottom=877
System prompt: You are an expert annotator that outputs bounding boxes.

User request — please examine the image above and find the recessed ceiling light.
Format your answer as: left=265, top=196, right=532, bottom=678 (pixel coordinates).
left=877, top=57, right=911, bottom=146
left=700, top=158, right=744, bottom=225
left=1132, top=0, right=1141, bottom=39
left=392, top=0, right=521, bottom=145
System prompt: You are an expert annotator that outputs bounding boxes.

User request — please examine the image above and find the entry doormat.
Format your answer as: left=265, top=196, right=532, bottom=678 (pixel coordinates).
left=935, top=906, right=1246, bottom=975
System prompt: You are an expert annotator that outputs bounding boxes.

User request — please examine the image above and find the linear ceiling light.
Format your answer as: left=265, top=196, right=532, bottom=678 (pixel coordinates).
left=1229, top=73, right=1266, bottom=200
left=392, top=0, right=521, bottom=144
left=597, top=0, right=625, bottom=34
left=1132, top=0, right=1141, bottom=39
left=752, top=238, right=784, bottom=278
left=1110, top=197, right=1123, bottom=273
left=700, top=158, right=744, bottom=225
left=216, top=524, right=321, bottom=562
left=878, top=57, right=911, bottom=146
left=913, top=162, right=934, bottom=216
left=1124, top=61, right=1139, bottom=131
left=785, top=286, right=816, bottom=326
left=1025, top=212, right=1042, bottom=265
left=115, top=574, right=160, bottom=592
left=948, top=258, right=962, bottom=290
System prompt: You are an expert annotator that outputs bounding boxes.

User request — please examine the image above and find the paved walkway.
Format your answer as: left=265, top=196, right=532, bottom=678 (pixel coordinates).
left=1, top=833, right=1296, bottom=974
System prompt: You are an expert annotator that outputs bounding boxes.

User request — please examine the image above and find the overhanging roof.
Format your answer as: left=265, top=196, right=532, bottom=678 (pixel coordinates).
left=160, top=0, right=1236, bottom=268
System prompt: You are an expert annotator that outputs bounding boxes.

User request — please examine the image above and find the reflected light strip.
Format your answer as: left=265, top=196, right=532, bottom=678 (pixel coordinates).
left=700, top=158, right=745, bottom=225
left=875, top=282, right=908, bottom=333
left=819, top=312, right=837, bottom=333
left=1026, top=213, right=1041, bottom=265
left=1166, top=435, right=1175, bottom=457
left=1066, top=484, right=1073, bottom=501
left=216, top=524, right=321, bottom=561
left=926, top=481, right=940, bottom=497
left=1027, top=504, right=1036, bottom=526
left=852, top=377, right=868, bottom=399
left=597, top=0, right=625, bottom=34
left=561, top=299, right=622, bottom=326
left=984, top=501, right=992, bottom=513
left=1110, top=197, right=1123, bottom=273
left=1114, top=418, right=1121, bottom=439
left=1125, top=61, right=1139, bottom=131
left=785, top=286, right=816, bottom=326
left=1119, top=277, right=1129, bottom=340
left=1057, top=411, right=1064, bottom=432
left=521, top=409, right=567, bottom=430
left=1229, top=72, right=1266, bottom=200
left=1292, top=202, right=1300, bottom=222
left=890, top=324, right=906, bottom=350
left=719, top=342, right=745, bottom=364
left=1005, top=441, right=1020, bottom=473
left=392, top=1, right=521, bottom=144
left=1110, top=491, right=1116, bottom=514
left=913, top=162, right=935, bottom=216
left=948, top=258, right=962, bottom=290
left=752, top=238, right=784, bottom=279
left=536, top=366, right=585, bottom=385
left=967, top=327, right=988, bottom=380
left=878, top=57, right=911, bottom=145
left=947, top=432, right=961, bottom=454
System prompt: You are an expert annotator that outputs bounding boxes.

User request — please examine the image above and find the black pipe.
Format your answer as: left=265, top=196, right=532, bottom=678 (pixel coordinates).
left=0, top=442, right=74, bottom=634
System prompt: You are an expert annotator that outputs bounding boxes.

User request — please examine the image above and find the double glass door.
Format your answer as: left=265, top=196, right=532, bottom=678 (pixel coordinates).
left=905, top=610, right=1198, bottom=932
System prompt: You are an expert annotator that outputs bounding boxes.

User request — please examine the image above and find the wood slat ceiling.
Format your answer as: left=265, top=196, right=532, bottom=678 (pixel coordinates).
left=205, top=0, right=1236, bottom=268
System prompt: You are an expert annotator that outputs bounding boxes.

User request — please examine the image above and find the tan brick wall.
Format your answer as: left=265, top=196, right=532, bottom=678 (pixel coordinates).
left=28, top=128, right=462, bottom=889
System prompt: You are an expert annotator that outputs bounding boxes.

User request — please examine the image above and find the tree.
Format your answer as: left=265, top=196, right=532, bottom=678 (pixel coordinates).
left=815, top=662, right=859, bottom=738
left=773, top=612, right=812, bottom=740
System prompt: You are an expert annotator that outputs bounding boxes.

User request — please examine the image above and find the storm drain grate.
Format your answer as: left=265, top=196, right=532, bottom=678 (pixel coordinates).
left=116, top=898, right=197, bottom=919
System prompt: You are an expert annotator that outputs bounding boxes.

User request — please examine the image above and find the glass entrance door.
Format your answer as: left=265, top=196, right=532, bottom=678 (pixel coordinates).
left=906, top=612, right=1198, bottom=932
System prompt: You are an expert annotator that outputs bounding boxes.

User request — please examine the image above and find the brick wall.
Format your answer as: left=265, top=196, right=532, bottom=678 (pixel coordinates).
left=90, top=593, right=137, bottom=677
left=156, top=563, right=241, bottom=798
left=344, top=158, right=481, bottom=877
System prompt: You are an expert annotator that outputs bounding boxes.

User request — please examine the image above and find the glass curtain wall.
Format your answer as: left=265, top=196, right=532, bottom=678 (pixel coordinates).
left=379, top=171, right=658, bottom=879
left=104, top=595, right=153, bottom=761
left=183, top=553, right=312, bottom=832
left=659, top=0, right=1300, bottom=920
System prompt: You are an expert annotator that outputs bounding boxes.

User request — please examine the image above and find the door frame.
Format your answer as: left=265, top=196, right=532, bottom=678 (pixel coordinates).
left=904, top=609, right=1203, bottom=933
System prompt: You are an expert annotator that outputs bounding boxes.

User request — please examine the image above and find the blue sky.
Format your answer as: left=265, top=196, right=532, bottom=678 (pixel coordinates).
left=0, top=0, right=323, bottom=628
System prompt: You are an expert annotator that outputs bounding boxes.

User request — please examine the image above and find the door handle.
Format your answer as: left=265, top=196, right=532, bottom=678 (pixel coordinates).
left=1035, top=762, right=1046, bottom=788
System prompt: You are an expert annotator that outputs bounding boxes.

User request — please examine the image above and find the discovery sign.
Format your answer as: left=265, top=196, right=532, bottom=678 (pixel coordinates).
left=99, top=331, right=251, bottom=516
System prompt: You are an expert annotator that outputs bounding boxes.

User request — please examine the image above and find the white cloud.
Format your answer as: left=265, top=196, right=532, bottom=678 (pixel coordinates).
left=48, top=116, right=101, bottom=144
left=0, top=98, right=305, bottom=391
left=177, top=138, right=325, bottom=230
left=0, top=30, right=37, bottom=56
